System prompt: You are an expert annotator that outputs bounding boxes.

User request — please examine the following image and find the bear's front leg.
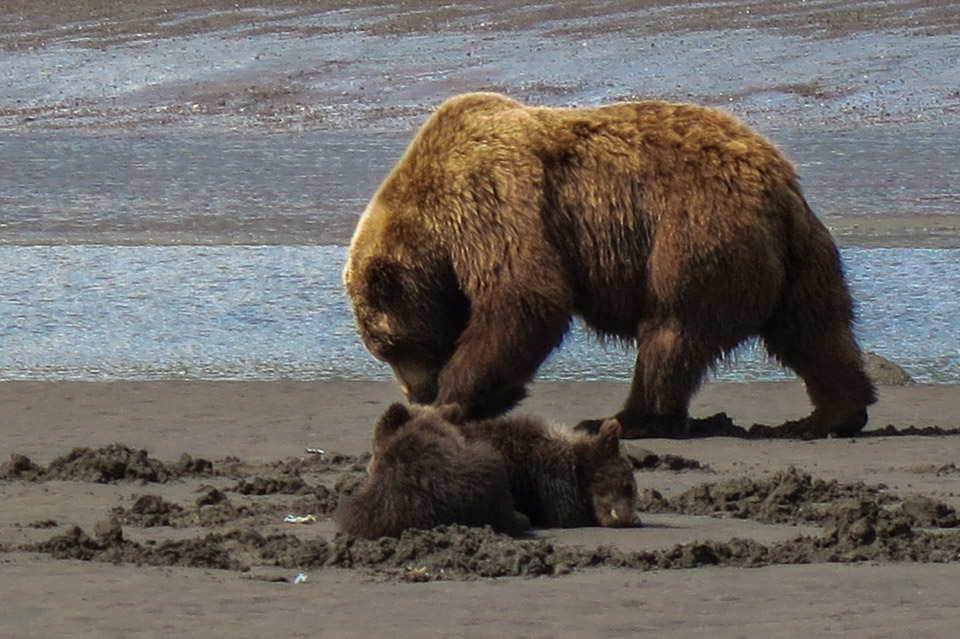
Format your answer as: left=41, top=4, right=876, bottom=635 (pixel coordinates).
left=435, top=298, right=571, bottom=421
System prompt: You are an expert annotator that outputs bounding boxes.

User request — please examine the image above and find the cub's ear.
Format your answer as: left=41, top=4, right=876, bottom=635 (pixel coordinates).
left=597, top=418, right=623, bottom=453
left=363, top=257, right=404, bottom=306
left=436, top=402, right=465, bottom=425
left=374, top=402, right=412, bottom=443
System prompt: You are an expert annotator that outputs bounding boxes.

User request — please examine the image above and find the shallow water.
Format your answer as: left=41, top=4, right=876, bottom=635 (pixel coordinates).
left=0, top=132, right=387, bottom=245
left=2, top=128, right=958, bottom=247
left=1, top=245, right=956, bottom=383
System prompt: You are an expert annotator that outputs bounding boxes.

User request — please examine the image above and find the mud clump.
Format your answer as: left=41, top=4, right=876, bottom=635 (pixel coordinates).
left=265, top=452, right=371, bottom=475
left=898, top=495, right=959, bottom=528
left=327, top=526, right=566, bottom=579
left=215, top=452, right=369, bottom=479
left=232, top=475, right=310, bottom=495
left=619, top=414, right=960, bottom=439
left=0, top=454, right=44, bottom=481
left=621, top=443, right=704, bottom=471
left=1, top=445, right=212, bottom=484
left=24, top=521, right=333, bottom=572
left=1, top=447, right=365, bottom=485
left=906, top=462, right=960, bottom=476
left=635, top=468, right=960, bottom=566
left=868, top=425, right=960, bottom=437
left=114, top=494, right=183, bottom=528
left=112, top=483, right=346, bottom=529
left=638, top=467, right=895, bottom=525
left=9, top=443, right=960, bottom=582
left=636, top=466, right=957, bottom=530
left=45, top=444, right=180, bottom=483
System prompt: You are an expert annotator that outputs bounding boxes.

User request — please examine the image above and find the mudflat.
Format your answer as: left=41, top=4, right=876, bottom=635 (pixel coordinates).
left=3, top=1, right=960, bottom=249
left=3, top=379, right=960, bottom=638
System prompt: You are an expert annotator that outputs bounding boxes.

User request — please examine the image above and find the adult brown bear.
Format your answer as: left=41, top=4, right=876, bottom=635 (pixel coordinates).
left=343, top=92, right=876, bottom=438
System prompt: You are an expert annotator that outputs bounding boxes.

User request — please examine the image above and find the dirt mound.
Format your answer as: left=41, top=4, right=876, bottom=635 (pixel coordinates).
left=621, top=443, right=705, bottom=471
left=12, top=446, right=960, bottom=582
left=0, top=446, right=366, bottom=484
left=0, top=445, right=211, bottom=483
left=638, top=467, right=896, bottom=524
left=25, top=522, right=326, bottom=572
left=634, top=468, right=960, bottom=566
left=113, top=484, right=347, bottom=529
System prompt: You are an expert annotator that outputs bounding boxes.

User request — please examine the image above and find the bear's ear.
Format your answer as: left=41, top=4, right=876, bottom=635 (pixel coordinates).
left=596, top=418, right=623, bottom=454
left=364, top=257, right=404, bottom=306
left=374, top=402, right=412, bottom=443
left=436, top=402, right=465, bottom=425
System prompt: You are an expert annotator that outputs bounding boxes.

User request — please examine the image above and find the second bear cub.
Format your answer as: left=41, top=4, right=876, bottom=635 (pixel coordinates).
left=335, top=403, right=530, bottom=539
left=463, top=415, right=638, bottom=528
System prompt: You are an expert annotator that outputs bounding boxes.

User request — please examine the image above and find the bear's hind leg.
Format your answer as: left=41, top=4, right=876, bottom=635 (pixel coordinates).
left=761, top=314, right=876, bottom=438
left=581, top=318, right=718, bottom=439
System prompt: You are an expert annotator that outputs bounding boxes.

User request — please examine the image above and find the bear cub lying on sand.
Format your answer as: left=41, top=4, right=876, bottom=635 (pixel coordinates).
left=336, top=403, right=638, bottom=538
left=335, top=403, right=530, bottom=539
left=463, top=415, right=637, bottom=528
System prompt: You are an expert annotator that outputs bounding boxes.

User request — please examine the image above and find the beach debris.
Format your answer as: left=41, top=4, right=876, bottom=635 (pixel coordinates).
left=305, top=448, right=325, bottom=455
left=291, top=572, right=309, bottom=584
left=283, top=514, right=317, bottom=524
left=402, top=566, right=432, bottom=583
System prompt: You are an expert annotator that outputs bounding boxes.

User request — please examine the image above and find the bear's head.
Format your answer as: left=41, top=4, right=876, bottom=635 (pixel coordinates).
left=345, top=253, right=470, bottom=406
left=367, top=402, right=465, bottom=474
left=572, top=418, right=638, bottom=527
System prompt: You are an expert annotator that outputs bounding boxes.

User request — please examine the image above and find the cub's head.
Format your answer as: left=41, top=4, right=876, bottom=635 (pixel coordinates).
left=367, top=402, right=464, bottom=474
left=574, top=419, right=638, bottom=528
left=345, top=252, right=469, bottom=406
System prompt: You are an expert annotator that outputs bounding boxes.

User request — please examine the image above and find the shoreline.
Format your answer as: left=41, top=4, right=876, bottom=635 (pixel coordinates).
left=2, top=212, right=959, bottom=249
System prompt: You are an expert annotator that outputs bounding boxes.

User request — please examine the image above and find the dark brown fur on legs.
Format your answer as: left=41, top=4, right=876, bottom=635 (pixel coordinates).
left=344, top=92, right=876, bottom=439
left=335, top=403, right=529, bottom=539
left=463, top=415, right=637, bottom=528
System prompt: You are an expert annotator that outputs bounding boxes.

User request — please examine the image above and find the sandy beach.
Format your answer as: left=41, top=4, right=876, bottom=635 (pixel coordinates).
left=3, top=379, right=960, bottom=638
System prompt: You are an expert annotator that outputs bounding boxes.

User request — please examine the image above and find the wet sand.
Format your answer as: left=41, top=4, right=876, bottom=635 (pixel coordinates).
left=3, top=379, right=960, bottom=638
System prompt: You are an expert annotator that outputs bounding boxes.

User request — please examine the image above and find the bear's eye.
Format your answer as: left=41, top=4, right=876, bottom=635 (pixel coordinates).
left=360, top=333, right=391, bottom=360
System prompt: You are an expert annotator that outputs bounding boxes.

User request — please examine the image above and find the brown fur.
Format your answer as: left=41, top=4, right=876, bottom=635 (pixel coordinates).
left=344, top=92, right=876, bottom=438
left=335, top=403, right=529, bottom=539
left=463, top=415, right=637, bottom=528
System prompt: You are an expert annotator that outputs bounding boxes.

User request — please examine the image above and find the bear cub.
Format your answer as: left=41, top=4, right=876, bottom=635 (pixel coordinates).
left=335, top=403, right=530, bottom=539
left=464, top=414, right=638, bottom=528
